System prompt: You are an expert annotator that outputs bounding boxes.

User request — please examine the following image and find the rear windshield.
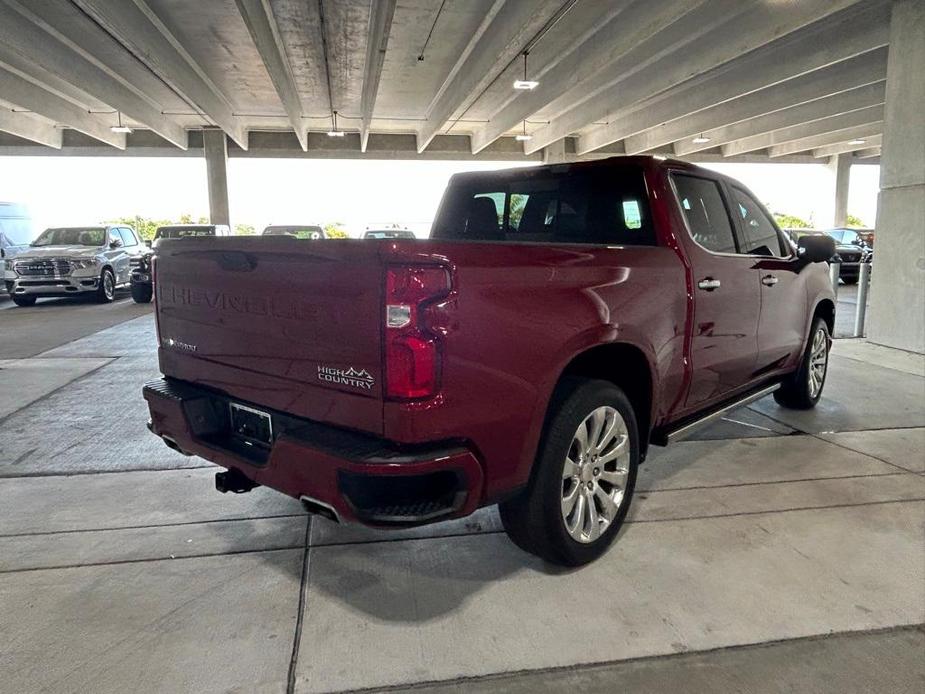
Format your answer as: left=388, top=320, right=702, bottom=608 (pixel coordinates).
left=263, top=226, right=325, bottom=239
left=155, top=227, right=216, bottom=239
left=32, top=228, right=105, bottom=247
left=431, top=166, right=655, bottom=245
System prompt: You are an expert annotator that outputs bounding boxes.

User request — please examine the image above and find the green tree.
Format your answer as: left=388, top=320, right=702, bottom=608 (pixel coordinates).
left=179, top=213, right=209, bottom=224
left=324, top=222, right=348, bottom=239
left=234, top=223, right=256, bottom=235
left=846, top=214, right=866, bottom=227
left=773, top=212, right=811, bottom=229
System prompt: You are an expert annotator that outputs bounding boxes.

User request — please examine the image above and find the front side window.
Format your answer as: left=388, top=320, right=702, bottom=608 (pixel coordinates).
left=672, top=174, right=737, bottom=254
left=731, top=188, right=786, bottom=257
left=432, top=166, right=656, bottom=246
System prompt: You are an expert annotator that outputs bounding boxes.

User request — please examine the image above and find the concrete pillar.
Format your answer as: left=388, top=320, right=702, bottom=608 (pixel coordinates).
left=867, top=0, right=925, bottom=354
left=830, top=153, right=851, bottom=227
left=203, top=128, right=230, bottom=226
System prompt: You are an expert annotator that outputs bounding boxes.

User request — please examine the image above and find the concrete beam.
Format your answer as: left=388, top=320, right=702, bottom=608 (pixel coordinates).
left=203, top=129, right=230, bottom=226
left=0, top=0, right=187, bottom=149
left=631, top=53, right=887, bottom=155
left=469, top=0, right=704, bottom=153
left=234, top=0, right=306, bottom=151
left=812, top=135, right=883, bottom=159
left=416, top=0, right=564, bottom=153
left=770, top=124, right=883, bottom=157
left=0, top=107, right=61, bottom=148
left=720, top=103, right=884, bottom=158
left=359, top=0, right=396, bottom=153
left=855, top=147, right=882, bottom=159
left=575, top=3, right=890, bottom=155
left=713, top=82, right=886, bottom=157
left=73, top=0, right=247, bottom=150
left=0, top=65, right=126, bottom=148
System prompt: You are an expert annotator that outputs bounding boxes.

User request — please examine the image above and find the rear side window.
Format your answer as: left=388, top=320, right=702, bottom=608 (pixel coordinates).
left=672, top=174, right=737, bottom=254
left=731, top=188, right=787, bottom=257
left=432, top=167, right=655, bottom=246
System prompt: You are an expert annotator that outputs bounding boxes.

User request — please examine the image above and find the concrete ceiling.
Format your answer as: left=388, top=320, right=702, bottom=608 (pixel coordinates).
left=0, top=0, right=890, bottom=162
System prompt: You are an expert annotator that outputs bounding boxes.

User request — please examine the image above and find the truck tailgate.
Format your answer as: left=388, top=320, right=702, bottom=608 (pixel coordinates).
left=154, top=238, right=384, bottom=433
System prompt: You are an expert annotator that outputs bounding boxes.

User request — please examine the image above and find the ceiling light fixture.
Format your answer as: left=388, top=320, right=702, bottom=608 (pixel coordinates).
left=326, top=110, right=345, bottom=137
left=513, top=52, right=539, bottom=90
left=692, top=134, right=711, bottom=144
left=847, top=138, right=866, bottom=146
left=110, top=111, right=133, bottom=134
left=515, top=120, right=532, bottom=142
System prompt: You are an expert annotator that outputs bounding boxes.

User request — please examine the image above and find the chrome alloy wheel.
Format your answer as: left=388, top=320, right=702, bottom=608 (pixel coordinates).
left=103, top=271, right=115, bottom=300
left=561, top=406, right=630, bottom=543
left=808, top=327, right=829, bottom=398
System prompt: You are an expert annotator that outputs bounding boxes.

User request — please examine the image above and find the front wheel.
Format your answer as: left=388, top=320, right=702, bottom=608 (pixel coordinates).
left=774, top=317, right=830, bottom=409
left=131, top=281, right=153, bottom=303
left=96, top=268, right=115, bottom=303
left=11, top=294, right=37, bottom=307
left=499, top=379, right=639, bottom=567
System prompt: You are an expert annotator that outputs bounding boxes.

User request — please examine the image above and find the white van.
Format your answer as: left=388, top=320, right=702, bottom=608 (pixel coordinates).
left=0, top=202, right=34, bottom=259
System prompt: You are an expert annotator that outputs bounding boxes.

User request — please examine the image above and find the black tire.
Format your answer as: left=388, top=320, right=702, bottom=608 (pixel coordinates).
left=131, top=281, right=153, bottom=304
left=499, top=378, right=639, bottom=567
left=11, top=294, right=37, bottom=307
left=841, top=276, right=858, bottom=285
left=774, top=316, right=830, bottom=410
left=96, top=268, right=116, bottom=303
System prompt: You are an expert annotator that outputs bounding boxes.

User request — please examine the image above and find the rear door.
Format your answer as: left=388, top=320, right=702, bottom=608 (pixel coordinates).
left=728, top=186, right=805, bottom=373
left=670, top=173, right=760, bottom=412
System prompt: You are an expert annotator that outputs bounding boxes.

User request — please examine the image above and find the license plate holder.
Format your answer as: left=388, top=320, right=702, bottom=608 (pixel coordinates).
left=229, top=402, right=273, bottom=447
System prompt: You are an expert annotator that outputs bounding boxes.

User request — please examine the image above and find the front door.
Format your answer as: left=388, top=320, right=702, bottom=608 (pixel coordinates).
left=670, top=173, right=760, bottom=413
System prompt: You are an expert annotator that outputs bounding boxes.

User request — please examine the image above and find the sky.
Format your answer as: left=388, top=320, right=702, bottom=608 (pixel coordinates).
left=0, top=155, right=880, bottom=239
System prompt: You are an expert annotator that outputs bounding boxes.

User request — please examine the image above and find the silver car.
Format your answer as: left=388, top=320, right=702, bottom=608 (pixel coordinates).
left=3, top=225, right=145, bottom=307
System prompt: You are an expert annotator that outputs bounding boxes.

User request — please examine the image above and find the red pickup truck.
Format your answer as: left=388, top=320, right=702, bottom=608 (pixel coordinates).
left=143, top=156, right=836, bottom=566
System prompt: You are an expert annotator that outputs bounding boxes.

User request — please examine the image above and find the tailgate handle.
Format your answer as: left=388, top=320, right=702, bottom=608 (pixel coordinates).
left=216, top=251, right=257, bottom=272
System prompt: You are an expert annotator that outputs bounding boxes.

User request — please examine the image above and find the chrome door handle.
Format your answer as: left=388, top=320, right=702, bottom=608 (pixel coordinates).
left=761, top=274, right=779, bottom=287
left=697, top=278, right=721, bottom=291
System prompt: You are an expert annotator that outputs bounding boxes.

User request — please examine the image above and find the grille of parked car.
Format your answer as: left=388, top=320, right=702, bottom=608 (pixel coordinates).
left=839, top=251, right=860, bottom=262
left=13, top=258, right=71, bottom=277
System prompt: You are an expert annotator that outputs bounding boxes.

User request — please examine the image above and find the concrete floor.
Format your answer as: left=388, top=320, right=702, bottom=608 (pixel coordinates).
left=0, top=293, right=922, bottom=693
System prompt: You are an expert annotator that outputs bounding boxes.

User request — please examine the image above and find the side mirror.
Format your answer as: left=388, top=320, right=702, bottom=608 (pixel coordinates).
left=109, top=240, right=122, bottom=249
left=798, top=235, right=836, bottom=263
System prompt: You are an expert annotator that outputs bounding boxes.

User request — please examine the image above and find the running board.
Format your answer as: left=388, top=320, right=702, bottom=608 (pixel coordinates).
left=654, top=383, right=781, bottom=446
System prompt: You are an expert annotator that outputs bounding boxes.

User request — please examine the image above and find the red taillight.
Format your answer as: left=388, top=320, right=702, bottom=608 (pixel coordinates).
left=385, top=266, right=450, bottom=399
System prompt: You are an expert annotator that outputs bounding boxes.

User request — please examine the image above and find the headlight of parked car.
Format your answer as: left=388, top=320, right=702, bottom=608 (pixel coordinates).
left=69, top=257, right=100, bottom=269
left=3, top=259, right=14, bottom=271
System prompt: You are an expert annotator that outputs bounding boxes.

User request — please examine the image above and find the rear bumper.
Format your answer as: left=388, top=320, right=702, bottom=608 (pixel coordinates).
left=143, top=378, right=485, bottom=526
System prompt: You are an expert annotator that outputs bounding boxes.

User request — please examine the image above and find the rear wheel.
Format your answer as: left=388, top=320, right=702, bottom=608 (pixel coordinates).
left=841, top=276, right=858, bottom=285
left=96, top=268, right=115, bottom=303
left=774, top=317, right=830, bottom=409
left=131, top=281, right=153, bottom=303
left=499, top=379, right=639, bottom=566
left=11, top=294, right=37, bottom=307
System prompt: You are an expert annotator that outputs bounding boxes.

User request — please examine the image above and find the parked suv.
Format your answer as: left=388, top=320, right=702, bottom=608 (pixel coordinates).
left=144, top=157, right=836, bottom=566
left=4, top=225, right=144, bottom=306
left=823, top=228, right=873, bottom=284
left=130, top=224, right=231, bottom=303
